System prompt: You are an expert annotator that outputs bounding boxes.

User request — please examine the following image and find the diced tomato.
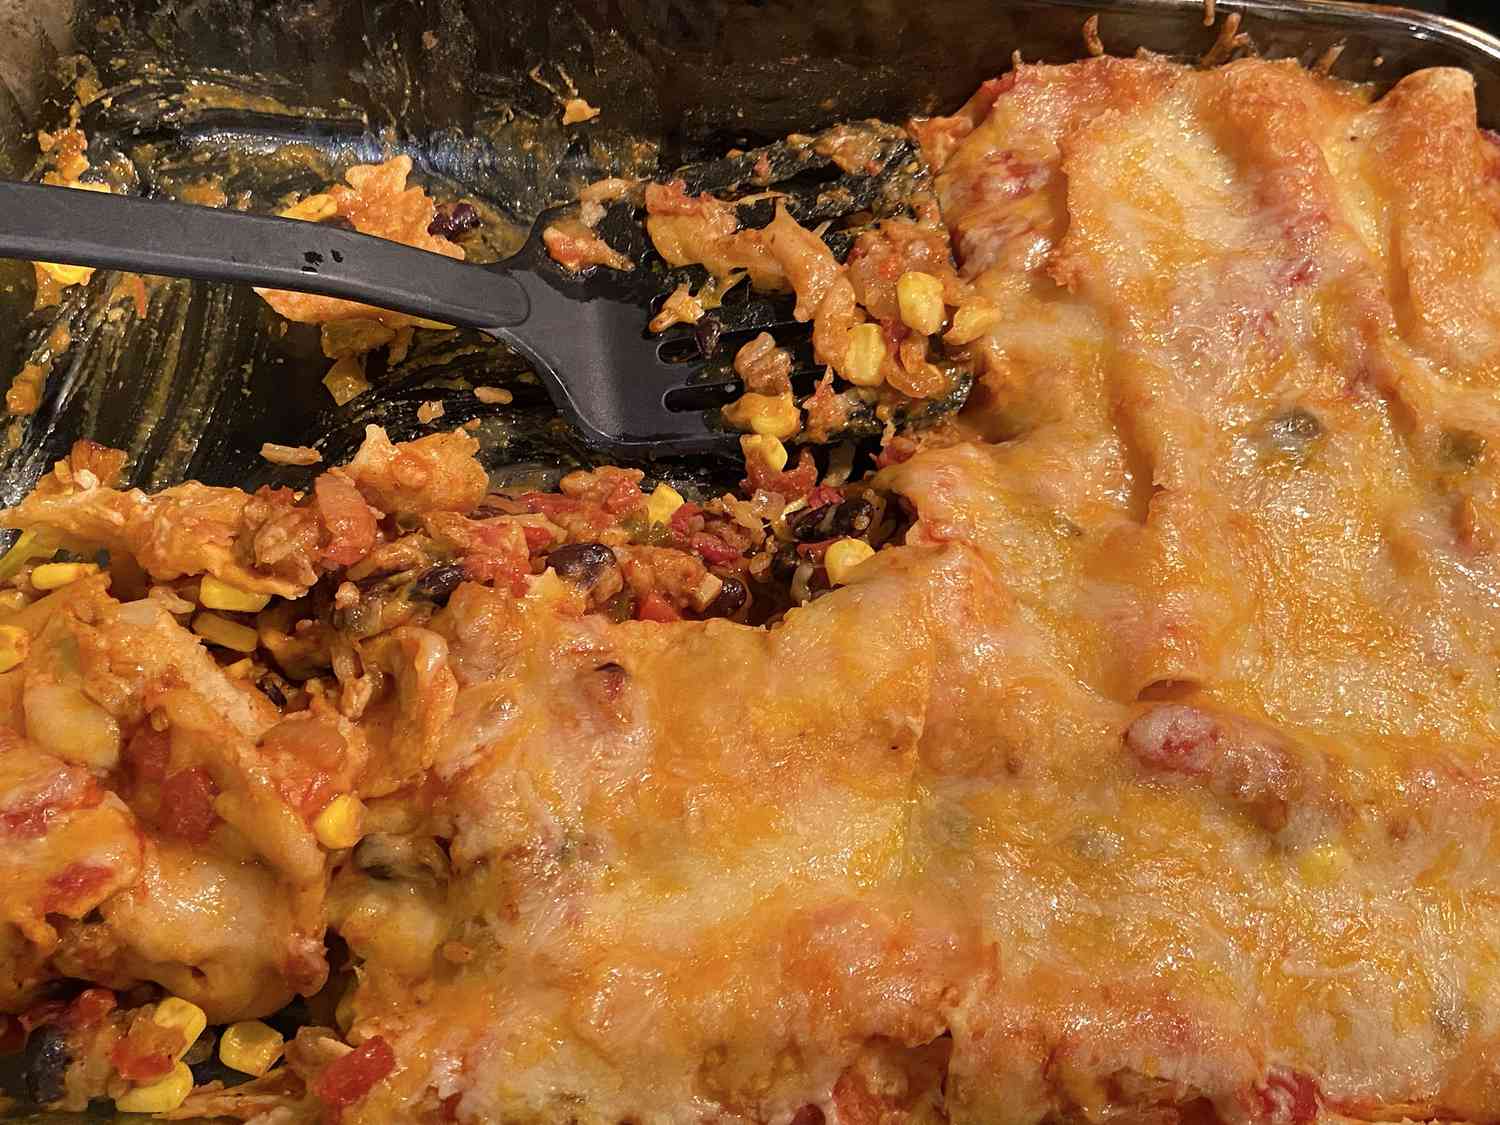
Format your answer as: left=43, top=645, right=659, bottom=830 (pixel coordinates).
left=636, top=592, right=681, bottom=623
left=690, top=533, right=741, bottom=566
left=43, top=863, right=114, bottom=914
left=315, top=472, right=378, bottom=568
left=742, top=449, right=820, bottom=499
left=123, top=725, right=171, bottom=784
left=158, top=768, right=220, bottom=843
left=111, top=1016, right=181, bottom=1082
left=314, top=1036, right=396, bottom=1112
left=604, top=475, right=645, bottom=515
left=59, top=988, right=117, bottom=1030
left=667, top=502, right=702, bottom=541
left=521, top=525, right=553, bottom=551
left=796, top=539, right=837, bottom=562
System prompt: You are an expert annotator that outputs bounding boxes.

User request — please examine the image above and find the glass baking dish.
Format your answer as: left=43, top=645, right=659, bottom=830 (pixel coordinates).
left=0, top=0, right=1497, bottom=1118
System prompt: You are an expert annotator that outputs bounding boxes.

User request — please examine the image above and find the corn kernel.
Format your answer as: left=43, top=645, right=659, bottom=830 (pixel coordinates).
left=153, top=998, right=207, bottom=1062
left=1298, top=843, right=1352, bottom=887
left=0, top=625, right=30, bottom=673
left=314, top=793, right=366, bottom=850
left=279, top=192, right=337, bottom=222
left=647, top=484, right=685, bottom=525
left=30, top=562, right=100, bottom=591
left=219, top=1020, right=284, bottom=1077
left=114, top=1060, right=193, bottom=1113
left=739, top=434, right=788, bottom=473
left=896, top=271, right=946, bottom=336
left=842, top=322, right=887, bottom=387
left=824, top=538, right=875, bottom=585
left=0, top=529, right=56, bottom=581
left=721, top=392, right=801, bottom=440
left=198, top=574, right=272, bottom=613
left=944, top=301, right=1001, bottom=345
left=192, top=612, right=260, bottom=653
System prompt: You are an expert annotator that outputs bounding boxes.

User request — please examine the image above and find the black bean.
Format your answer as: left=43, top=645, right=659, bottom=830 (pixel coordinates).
left=1440, top=428, right=1487, bottom=470
left=789, top=497, right=875, bottom=542
left=427, top=202, right=481, bottom=239
left=23, top=1024, right=70, bottom=1106
left=1264, top=407, right=1323, bottom=462
left=694, top=315, right=723, bottom=359
left=256, top=675, right=288, bottom=708
left=412, top=564, right=466, bottom=604
left=547, top=542, right=616, bottom=588
left=770, top=543, right=802, bottom=584
left=703, top=576, right=748, bottom=618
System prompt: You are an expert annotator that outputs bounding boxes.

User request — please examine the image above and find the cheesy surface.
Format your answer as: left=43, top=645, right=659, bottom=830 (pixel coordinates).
left=4, top=55, right=1500, bottom=1124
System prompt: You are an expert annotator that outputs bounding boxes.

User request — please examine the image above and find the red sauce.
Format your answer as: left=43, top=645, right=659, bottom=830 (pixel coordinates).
left=124, top=725, right=171, bottom=784
left=158, top=768, right=220, bottom=843
left=520, top=491, right=584, bottom=517
left=1, top=776, right=102, bottom=839
left=521, top=525, right=553, bottom=551
left=1258, top=1067, right=1321, bottom=1125
left=43, top=863, right=114, bottom=914
left=315, top=472, right=378, bottom=568
left=314, top=1036, right=396, bottom=1113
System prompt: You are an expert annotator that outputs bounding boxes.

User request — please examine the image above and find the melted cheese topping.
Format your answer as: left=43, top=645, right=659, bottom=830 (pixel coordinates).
left=358, top=58, right=1500, bottom=1125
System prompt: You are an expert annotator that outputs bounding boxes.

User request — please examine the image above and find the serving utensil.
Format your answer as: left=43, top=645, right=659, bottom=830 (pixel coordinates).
left=0, top=181, right=763, bottom=456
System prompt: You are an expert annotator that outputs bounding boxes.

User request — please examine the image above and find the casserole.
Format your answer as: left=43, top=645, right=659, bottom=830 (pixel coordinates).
left=4, top=1, right=1500, bottom=1123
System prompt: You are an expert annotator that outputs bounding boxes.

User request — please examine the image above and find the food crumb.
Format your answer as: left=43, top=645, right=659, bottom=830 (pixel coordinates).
left=323, top=356, right=369, bottom=405
left=417, top=400, right=446, bottom=424
left=260, top=442, right=322, bottom=466
left=1083, top=14, right=1104, bottom=56
left=421, top=30, right=438, bottom=49
left=562, top=98, right=600, bottom=126
left=474, top=386, right=513, bottom=405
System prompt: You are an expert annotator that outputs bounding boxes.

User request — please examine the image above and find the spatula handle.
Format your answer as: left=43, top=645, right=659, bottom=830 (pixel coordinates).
left=0, top=179, right=528, bottom=331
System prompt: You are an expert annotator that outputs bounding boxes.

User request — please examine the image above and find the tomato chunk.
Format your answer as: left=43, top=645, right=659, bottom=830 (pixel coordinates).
left=636, top=592, right=681, bottom=623
left=158, top=768, right=220, bottom=843
left=315, top=472, right=378, bottom=568
left=314, top=1036, right=395, bottom=1111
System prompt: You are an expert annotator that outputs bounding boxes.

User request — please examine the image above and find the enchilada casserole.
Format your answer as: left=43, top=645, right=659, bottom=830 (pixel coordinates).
left=4, top=50, right=1500, bottom=1124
